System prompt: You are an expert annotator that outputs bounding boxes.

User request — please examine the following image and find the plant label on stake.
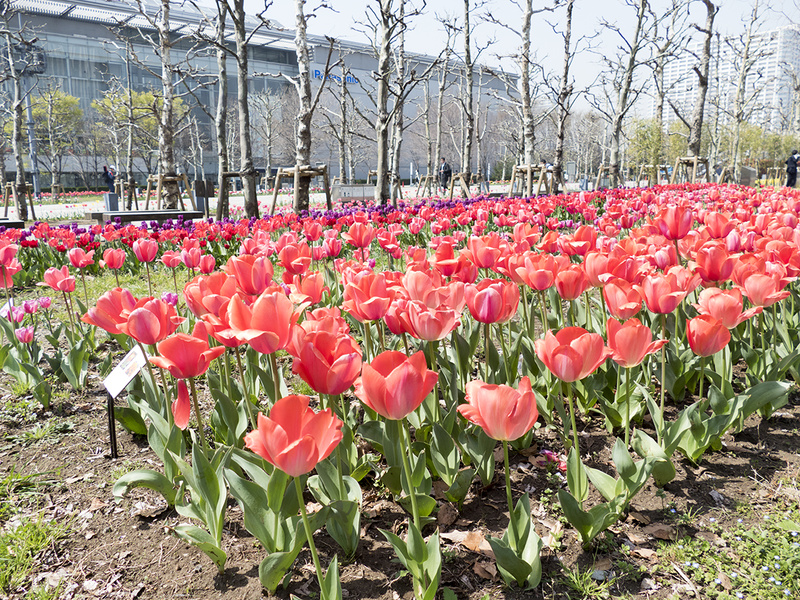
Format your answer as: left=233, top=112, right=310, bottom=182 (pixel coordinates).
left=0, top=298, right=13, bottom=318
left=103, top=345, right=147, bottom=458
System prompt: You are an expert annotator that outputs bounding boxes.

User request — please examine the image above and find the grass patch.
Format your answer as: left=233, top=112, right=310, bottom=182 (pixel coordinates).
left=5, top=421, right=74, bottom=446
left=659, top=504, right=800, bottom=599
left=0, top=515, right=69, bottom=593
left=0, top=470, right=52, bottom=522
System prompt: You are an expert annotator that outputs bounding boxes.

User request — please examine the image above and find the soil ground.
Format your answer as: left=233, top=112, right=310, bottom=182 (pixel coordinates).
left=1, top=371, right=798, bottom=600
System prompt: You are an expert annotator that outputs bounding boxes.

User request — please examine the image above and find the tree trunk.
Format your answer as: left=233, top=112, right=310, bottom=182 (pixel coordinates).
left=6, top=32, right=28, bottom=220
left=461, top=0, right=474, bottom=181
left=553, top=0, right=574, bottom=190
left=157, top=0, right=180, bottom=209
left=609, top=0, right=647, bottom=188
left=373, top=0, right=392, bottom=204
left=233, top=0, right=258, bottom=218
left=215, top=3, right=229, bottom=219
left=519, top=0, right=535, bottom=165
left=731, top=1, right=758, bottom=183
left=293, top=0, right=313, bottom=212
left=389, top=0, right=406, bottom=205
left=433, top=54, right=449, bottom=175
left=338, top=65, right=349, bottom=184
left=125, top=40, right=136, bottom=210
left=687, top=1, right=717, bottom=157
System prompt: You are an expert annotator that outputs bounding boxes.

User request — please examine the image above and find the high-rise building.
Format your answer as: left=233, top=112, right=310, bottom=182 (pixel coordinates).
left=650, top=24, right=800, bottom=132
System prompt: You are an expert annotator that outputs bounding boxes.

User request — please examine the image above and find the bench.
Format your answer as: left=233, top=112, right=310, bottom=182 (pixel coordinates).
left=0, top=219, right=25, bottom=229
left=87, top=210, right=205, bottom=226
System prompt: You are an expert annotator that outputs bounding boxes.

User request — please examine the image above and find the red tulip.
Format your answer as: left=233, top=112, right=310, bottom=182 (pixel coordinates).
left=464, top=233, right=505, bottom=270
left=603, top=278, right=642, bottom=320
left=342, top=222, right=376, bottom=249
left=741, top=273, right=791, bottom=308
left=0, top=241, right=19, bottom=267
left=290, top=330, right=362, bottom=396
left=43, top=266, right=76, bottom=293
left=172, top=380, right=191, bottom=430
left=184, top=272, right=237, bottom=318
left=693, top=287, right=761, bottom=329
left=638, top=271, right=687, bottom=314
left=655, top=205, right=693, bottom=240
left=534, top=327, right=611, bottom=382
left=355, top=350, right=438, bottom=420
left=67, top=247, right=94, bottom=269
left=100, top=248, right=126, bottom=270
left=278, top=242, right=312, bottom=277
left=686, top=314, right=730, bottom=357
left=81, top=287, right=138, bottom=334
left=244, top=394, right=343, bottom=477
left=555, top=264, right=589, bottom=301
left=224, top=254, right=275, bottom=296
left=226, top=290, right=296, bottom=354
left=606, top=318, right=667, bottom=368
left=458, top=376, right=539, bottom=441
left=181, top=247, right=202, bottom=270
left=288, top=271, right=328, bottom=305
left=133, top=238, right=158, bottom=263
left=693, top=243, right=735, bottom=285
left=150, top=322, right=225, bottom=378
left=119, top=297, right=184, bottom=345
left=161, top=250, right=182, bottom=269
left=465, top=278, right=520, bottom=323
left=199, top=254, right=216, bottom=274
left=342, top=270, right=393, bottom=322
left=407, top=301, right=460, bottom=341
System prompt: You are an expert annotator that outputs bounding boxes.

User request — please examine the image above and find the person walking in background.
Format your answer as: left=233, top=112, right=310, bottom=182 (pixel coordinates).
left=102, top=165, right=116, bottom=193
left=786, top=151, right=799, bottom=188
left=438, top=157, right=452, bottom=195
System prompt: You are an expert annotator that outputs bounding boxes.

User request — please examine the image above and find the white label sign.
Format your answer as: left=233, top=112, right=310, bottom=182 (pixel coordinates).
left=104, top=345, right=147, bottom=398
left=0, top=298, right=14, bottom=319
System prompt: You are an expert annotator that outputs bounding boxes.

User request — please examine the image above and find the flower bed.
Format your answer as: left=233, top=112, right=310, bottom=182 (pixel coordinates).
left=1, top=181, right=799, bottom=599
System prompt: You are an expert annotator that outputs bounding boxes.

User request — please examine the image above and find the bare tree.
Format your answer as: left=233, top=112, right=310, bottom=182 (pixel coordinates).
left=727, top=0, right=772, bottom=182
left=591, top=0, right=649, bottom=188
left=251, top=89, right=281, bottom=184
left=1, top=4, right=39, bottom=219
left=282, top=1, right=334, bottom=212
left=131, top=0, right=200, bottom=208
left=685, top=1, right=716, bottom=157
left=646, top=1, right=689, bottom=167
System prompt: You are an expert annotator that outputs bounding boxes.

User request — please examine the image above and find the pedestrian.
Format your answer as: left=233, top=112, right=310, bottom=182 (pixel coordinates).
left=786, top=150, right=799, bottom=188
left=102, top=165, right=116, bottom=193
left=438, top=157, right=452, bottom=195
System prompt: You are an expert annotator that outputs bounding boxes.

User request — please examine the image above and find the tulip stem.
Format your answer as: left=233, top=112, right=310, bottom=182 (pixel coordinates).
left=400, top=418, right=421, bottom=531
left=566, top=384, right=580, bottom=458
left=498, top=322, right=511, bottom=383
left=658, top=313, right=667, bottom=445
left=235, top=347, right=256, bottom=429
left=378, top=320, right=386, bottom=354
left=330, top=394, right=348, bottom=495
left=363, top=322, right=373, bottom=363
left=502, top=440, right=515, bottom=539
left=625, top=367, right=632, bottom=448
left=772, top=305, right=777, bottom=348
left=484, top=322, right=491, bottom=382
left=144, top=262, right=153, bottom=298
left=402, top=332, right=410, bottom=356
left=538, top=290, right=549, bottom=333
left=599, top=288, right=608, bottom=326
left=269, top=352, right=280, bottom=403
left=61, top=291, right=76, bottom=343
left=113, top=269, right=120, bottom=288
left=698, top=356, right=705, bottom=401
left=294, top=476, right=327, bottom=598
left=79, top=269, right=89, bottom=307
left=427, top=341, right=442, bottom=419
left=172, top=268, right=179, bottom=298
left=521, top=286, right=531, bottom=336
left=189, top=377, right=209, bottom=454
left=583, top=291, right=591, bottom=330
